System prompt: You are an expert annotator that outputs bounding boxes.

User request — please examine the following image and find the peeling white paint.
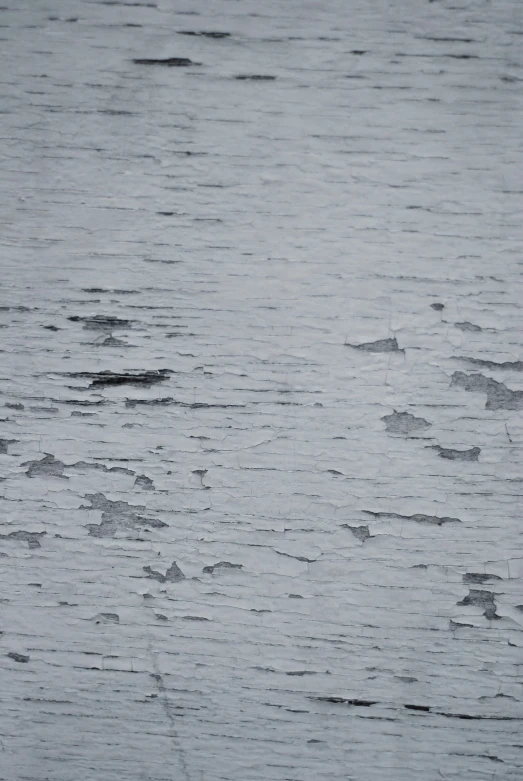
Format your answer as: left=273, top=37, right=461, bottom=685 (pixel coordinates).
left=1, top=0, right=522, bottom=779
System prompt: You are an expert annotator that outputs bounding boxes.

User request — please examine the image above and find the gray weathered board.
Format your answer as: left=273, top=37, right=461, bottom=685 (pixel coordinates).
left=1, top=1, right=522, bottom=779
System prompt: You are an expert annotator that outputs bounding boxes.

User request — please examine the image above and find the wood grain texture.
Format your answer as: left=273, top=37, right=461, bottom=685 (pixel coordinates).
left=1, top=1, right=522, bottom=779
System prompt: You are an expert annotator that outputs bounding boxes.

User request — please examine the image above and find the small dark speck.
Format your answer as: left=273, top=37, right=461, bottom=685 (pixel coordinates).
left=343, top=524, right=371, bottom=542
left=8, top=652, right=29, bottom=663
left=235, top=74, right=276, bottom=81
left=454, top=321, right=482, bottom=332
left=133, top=57, right=197, bottom=67
left=178, top=31, right=230, bottom=39
left=347, top=337, right=402, bottom=353
left=431, top=303, right=444, bottom=311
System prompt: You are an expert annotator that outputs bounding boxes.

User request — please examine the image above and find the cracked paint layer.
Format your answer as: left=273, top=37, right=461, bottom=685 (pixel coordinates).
left=451, top=371, right=523, bottom=410
left=428, top=445, right=481, bottom=461
left=346, top=337, right=403, bottom=353
left=0, top=1, right=522, bottom=780
left=381, top=410, right=432, bottom=435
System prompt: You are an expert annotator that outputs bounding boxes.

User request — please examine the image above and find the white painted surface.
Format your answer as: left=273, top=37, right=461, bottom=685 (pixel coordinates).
left=1, top=1, right=522, bottom=779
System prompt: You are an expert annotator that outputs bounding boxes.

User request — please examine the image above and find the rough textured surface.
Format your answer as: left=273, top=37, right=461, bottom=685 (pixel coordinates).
left=428, top=445, right=481, bottom=461
left=454, top=322, right=483, bottom=333
left=451, top=371, right=523, bottom=411
left=381, top=410, right=432, bottom=435
left=346, top=337, right=403, bottom=353
left=1, top=1, right=522, bottom=780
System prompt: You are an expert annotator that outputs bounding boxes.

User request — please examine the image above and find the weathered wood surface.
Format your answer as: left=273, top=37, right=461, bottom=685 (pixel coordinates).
left=1, top=1, right=522, bottom=779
